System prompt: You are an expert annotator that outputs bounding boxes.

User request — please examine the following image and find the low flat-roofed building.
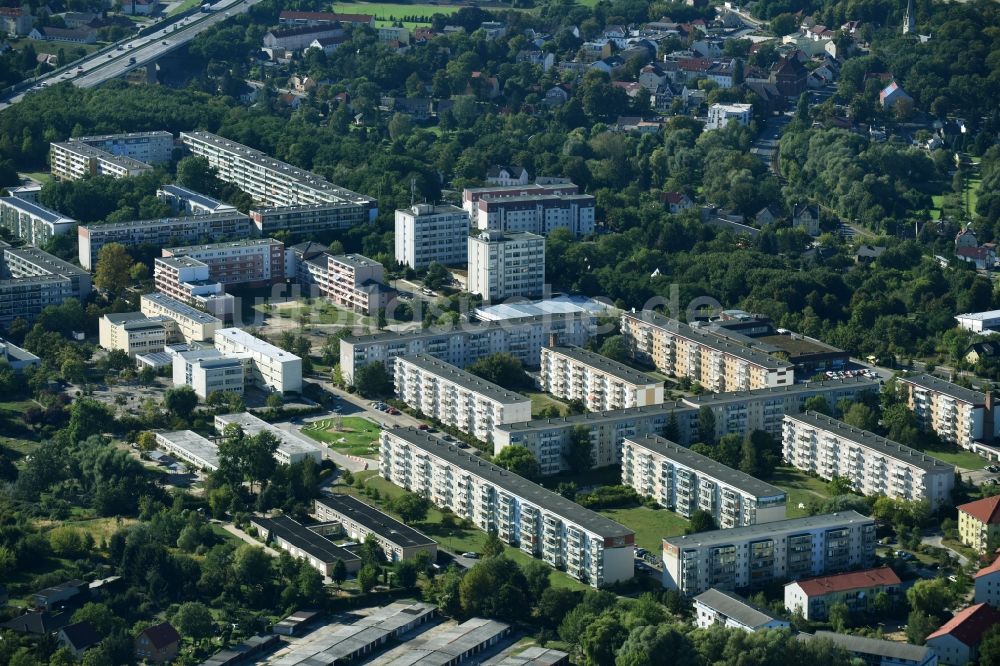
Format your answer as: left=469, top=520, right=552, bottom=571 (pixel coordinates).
left=622, top=434, right=787, bottom=528
left=215, top=328, right=302, bottom=395
left=250, top=514, right=361, bottom=577
left=801, top=631, right=938, bottom=666
left=99, top=312, right=169, bottom=358
left=172, top=348, right=248, bottom=398
left=314, top=494, right=437, bottom=562
left=784, top=566, right=901, bottom=620
left=154, top=430, right=220, bottom=472
left=157, top=185, right=237, bottom=216
left=541, top=345, right=663, bottom=412
left=484, top=646, right=570, bottom=665
left=956, top=309, right=1000, bottom=334
left=215, top=412, right=322, bottom=466
left=693, top=588, right=791, bottom=632
left=140, top=292, right=222, bottom=343
left=0, top=196, right=76, bottom=246
left=473, top=295, right=614, bottom=322
left=0, top=337, right=39, bottom=371
left=370, top=617, right=511, bottom=666
left=271, top=610, right=321, bottom=637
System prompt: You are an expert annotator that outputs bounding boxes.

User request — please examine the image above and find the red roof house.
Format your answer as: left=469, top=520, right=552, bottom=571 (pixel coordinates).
left=926, top=603, right=1000, bottom=665
left=784, top=567, right=901, bottom=620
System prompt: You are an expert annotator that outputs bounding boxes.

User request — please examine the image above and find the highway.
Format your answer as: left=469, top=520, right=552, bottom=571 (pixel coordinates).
left=1, top=0, right=263, bottom=110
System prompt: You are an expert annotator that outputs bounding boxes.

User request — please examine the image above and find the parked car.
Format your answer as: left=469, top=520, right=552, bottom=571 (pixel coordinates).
left=462, top=552, right=479, bottom=559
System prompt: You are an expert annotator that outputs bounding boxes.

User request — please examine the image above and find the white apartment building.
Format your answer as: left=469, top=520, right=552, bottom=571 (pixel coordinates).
left=782, top=412, right=955, bottom=508
left=2, top=245, right=91, bottom=301
left=621, top=311, right=794, bottom=392
left=467, top=231, right=545, bottom=303
left=154, top=430, right=221, bottom=472
left=476, top=194, right=595, bottom=237
left=70, top=131, right=174, bottom=164
left=394, top=353, right=531, bottom=444
left=784, top=567, right=902, bottom=621
left=179, top=131, right=377, bottom=215
left=153, top=256, right=234, bottom=319
left=172, top=348, right=247, bottom=398
left=896, top=373, right=998, bottom=450
left=380, top=427, right=635, bottom=587
left=706, top=103, right=753, bottom=130
left=462, top=182, right=579, bottom=215
left=162, top=238, right=285, bottom=287
left=0, top=196, right=76, bottom=246
left=394, top=204, right=469, bottom=269
left=662, top=511, right=877, bottom=595
left=622, top=434, right=787, bottom=528
left=77, top=211, right=253, bottom=270
left=340, top=312, right=594, bottom=383
left=693, top=589, right=791, bottom=632
left=541, top=345, right=663, bottom=412
left=974, top=554, right=1000, bottom=607
left=325, top=254, right=384, bottom=315
left=99, top=312, right=169, bottom=358
left=249, top=200, right=372, bottom=235
left=140, top=292, right=222, bottom=343
left=50, top=141, right=153, bottom=181
left=157, top=184, right=237, bottom=216
left=215, top=412, right=322, bottom=465
left=214, top=327, right=302, bottom=394
left=0, top=274, right=74, bottom=327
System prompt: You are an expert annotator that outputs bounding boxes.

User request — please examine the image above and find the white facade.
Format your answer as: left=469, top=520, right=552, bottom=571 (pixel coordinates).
left=476, top=194, right=595, bottom=237
left=541, top=345, right=663, bottom=412
left=325, top=254, right=384, bottom=315
left=71, top=131, right=173, bottom=164
left=662, top=511, right=877, bottom=595
left=162, top=238, right=285, bottom=287
left=98, top=313, right=168, bottom=358
left=394, top=204, right=469, bottom=269
left=394, top=354, right=531, bottom=444
left=622, top=434, right=787, bottom=528
left=706, top=103, right=753, bottom=130
left=215, top=412, right=322, bottom=466
left=154, top=430, right=221, bottom=472
left=897, top=373, right=996, bottom=450
left=956, top=310, right=1000, bottom=334
left=140, top=292, right=222, bottom=343
left=467, top=231, right=545, bottom=303
left=172, top=348, right=247, bottom=398
left=380, top=427, right=635, bottom=587
left=782, top=412, right=955, bottom=508
left=693, top=588, right=791, bottom=632
left=0, top=196, right=76, bottom=246
left=50, top=141, right=153, bottom=181
left=974, top=556, right=1000, bottom=607
left=214, top=328, right=302, bottom=394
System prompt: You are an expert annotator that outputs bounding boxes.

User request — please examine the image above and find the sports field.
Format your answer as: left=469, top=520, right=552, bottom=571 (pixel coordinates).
left=332, top=2, right=459, bottom=26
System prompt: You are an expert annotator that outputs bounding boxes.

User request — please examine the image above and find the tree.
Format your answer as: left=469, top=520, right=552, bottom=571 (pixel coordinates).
left=332, top=558, right=347, bottom=585
left=173, top=601, right=214, bottom=639
left=828, top=602, right=850, bottom=632
left=266, top=393, right=283, bottom=409
left=770, top=13, right=799, bottom=36
left=616, top=624, right=697, bottom=666
left=358, top=563, right=379, bottom=592
left=599, top=335, right=629, bottom=363
left=388, top=112, right=413, bottom=140
left=164, top=386, right=198, bottom=420
left=424, top=262, right=450, bottom=291
left=71, top=603, right=121, bottom=634
left=522, top=559, right=551, bottom=602
left=980, top=625, right=1000, bottom=666
left=493, top=445, right=541, bottom=479
left=803, top=395, right=831, bottom=415
left=93, top=243, right=133, bottom=295
left=827, top=475, right=854, bottom=496
left=466, top=353, right=533, bottom=390
left=686, top=510, right=717, bottom=534
left=394, top=559, right=419, bottom=588
left=353, top=362, right=393, bottom=398
left=907, top=578, right=956, bottom=617
left=842, top=403, right=878, bottom=431
left=565, top=425, right=593, bottom=473
left=482, top=532, right=505, bottom=558
left=233, top=544, right=272, bottom=586
left=176, top=155, right=220, bottom=195
left=391, top=492, right=429, bottom=523
left=697, top=406, right=716, bottom=444
left=67, top=398, right=111, bottom=443
left=906, top=609, right=938, bottom=645
left=580, top=614, right=627, bottom=666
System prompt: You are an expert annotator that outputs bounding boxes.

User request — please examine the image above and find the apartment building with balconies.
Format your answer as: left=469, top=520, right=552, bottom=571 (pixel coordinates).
left=621, top=311, right=794, bottom=392
left=0, top=196, right=76, bottom=246
left=153, top=255, right=234, bottom=319
left=622, top=434, right=786, bottom=528
left=896, top=373, right=997, bottom=450
left=2, top=245, right=90, bottom=301
left=249, top=200, right=371, bottom=236
left=467, top=231, right=545, bottom=303
left=394, top=204, right=470, bottom=269
left=0, top=274, right=74, bottom=327
left=394, top=354, right=531, bottom=443
left=957, top=494, right=1000, bottom=554
left=541, top=345, right=664, bottom=412
left=50, top=141, right=154, bottom=181
left=339, top=312, right=594, bottom=384
left=476, top=194, right=595, bottom=237
left=139, top=292, right=222, bottom=343
left=325, top=253, right=385, bottom=315
left=69, top=131, right=174, bottom=165
left=162, top=238, right=285, bottom=288
left=662, top=510, right=877, bottom=595
left=784, top=567, right=901, bottom=621
left=462, top=182, right=579, bottom=215
left=379, top=426, right=635, bottom=587
left=782, top=412, right=955, bottom=508
left=157, top=185, right=237, bottom=216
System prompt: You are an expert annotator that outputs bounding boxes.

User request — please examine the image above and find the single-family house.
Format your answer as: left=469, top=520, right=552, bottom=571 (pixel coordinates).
left=755, top=206, right=782, bottom=226
left=880, top=81, right=913, bottom=109
left=544, top=86, right=569, bottom=107
left=580, top=39, right=612, bottom=62
left=663, top=192, right=693, bottom=214
left=0, top=7, right=32, bottom=36
left=770, top=57, right=807, bottom=98
left=651, top=84, right=675, bottom=111
left=638, top=64, right=667, bottom=91
left=965, top=341, right=1000, bottom=365
left=855, top=245, right=886, bottom=265
left=58, top=621, right=103, bottom=659
left=792, top=203, right=821, bottom=236
left=590, top=55, right=625, bottom=76
left=135, top=622, right=182, bottom=663
left=603, top=24, right=628, bottom=48
left=957, top=246, right=996, bottom=271
left=486, top=166, right=530, bottom=187
left=956, top=227, right=978, bottom=248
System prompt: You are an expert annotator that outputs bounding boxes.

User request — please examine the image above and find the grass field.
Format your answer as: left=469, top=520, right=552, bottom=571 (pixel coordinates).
left=255, top=300, right=372, bottom=327
left=598, top=505, right=688, bottom=552
left=301, top=416, right=381, bottom=457
left=332, top=2, right=459, bottom=26
left=770, top=466, right=831, bottom=517
left=19, top=171, right=53, bottom=186
left=525, top=391, right=569, bottom=418
left=908, top=445, right=987, bottom=470
left=168, top=0, right=202, bottom=16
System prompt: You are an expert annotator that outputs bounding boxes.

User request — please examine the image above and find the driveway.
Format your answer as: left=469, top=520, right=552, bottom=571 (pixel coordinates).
left=217, top=522, right=281, bottom=557
left=921, top=533, right=970, bottom=567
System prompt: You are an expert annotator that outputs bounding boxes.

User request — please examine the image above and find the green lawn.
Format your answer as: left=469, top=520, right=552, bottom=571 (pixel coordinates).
left=254, top=300, right=372, bottom=327
left=301, top=416, right=381, bottom=457
left=525, top=391, right=569, bottom=418
left=168, top=0, right=202, bottom=16
left=598, top=505, right=688, bottom=553
left=19, top=171, right=53, bottom=186
left=909, top=445, right=987, bottom=471
left=770, top=466, right=831, bottom=518
left=333, top=2, right=459, bottom=25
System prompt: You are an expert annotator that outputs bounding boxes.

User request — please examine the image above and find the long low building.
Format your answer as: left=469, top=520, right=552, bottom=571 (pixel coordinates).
left=782, top=411, right=955, bottom=508
left=896, top=373, right=999, bottom=450
left=158, top=185, right=237, bottom=216
left=621, top=310, right=794, bottom=392
left=2, top=245, right=91, bottom=301
left=693, top=588, right=791, bottom=633
left=0, top=196, right=76, bottom=246
left=250, top=514, right=361, bottom=577
left=340, top=312, right=595, bottom=384
left=154, top=430, right=221, bottom=472
left=214, top=328, right=302, bottom=395
left=0, top=244, right=89, bottom=326
left=622, top=434, right=786, bottom=528
left=314, top=494, right=437, bottom=562
left=380, top=427, right=635, bottom=588
left=662, top=510, right=877, bottom=595
left=802, top=631, right=938, bottom=666
left=784, top=566, right=901, bottom=621
left=140, top=292, right=222, bottom=343
left=394, top=353, right=531, bottom=444
left=50, top=140, right=154, bottom=181
left=250, top=200, right=372, bottom=236
left=215, top=412, right=322, bottom=466
left=540, top=345, right=663, bottom=412
left=373, top=617, right=511, bottom=666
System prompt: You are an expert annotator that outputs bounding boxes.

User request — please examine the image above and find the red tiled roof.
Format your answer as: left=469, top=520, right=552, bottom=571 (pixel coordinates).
left=959, top=495, right=1000, bottom=525
left=926, top=603, right=1000, bottom=647
left=975, top=554, right=1000, bottom=579
left=664, top=192, right=688, bottom=205
left=958, top=246, right=995, bottom=261
left=793, top=567, right=901, bottom=597
left=139, top=622, right=180, bottom=650
left=677, top=57, right=710, bottom=72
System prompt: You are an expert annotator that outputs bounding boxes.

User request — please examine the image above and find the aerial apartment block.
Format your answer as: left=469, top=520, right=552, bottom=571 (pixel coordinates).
left=179, top=131, right=377, bottom=216
left=250, top=200, right=372, bottom=235
left=77, top=211, right=253, bottom=270
left=379, top=427, right=635, bottom=587
left=0, top=196, right=76, bottom=246
left=322, top=254, right=385, bottom=315
left=153, top=256, right=234, bottom=319
left=621, top=310, right=794, bottom=392
left=622, top=434, right=787, bottom=528
left=784, top=566, right=901, bottom=621
left=214, top=327, right=302, bottom=394
left=157, top=185, right=237, bottom=216
left=662, top=510, right=877, bottom=595
left=139, top=292, right=222, bottom=343
left=162, top=238, right=285, bottom=288
left=215, top=412, right=322, bottom=465
left=467, top=231, right=545, bottom=303
left=896, top=373, right=998, bottom=450
left=339, top=312, right=594, bottom=383
left=394, top=203, right=469, bottom=269
left=541, top=345, right=663, bottom=412
left=0, top=244, right=91, bottom=326
left=957, top=495, right=1000, bottom=554
left=99, top=312, right=169, bottom=358
left=394, top=353, right=532, bottom=443
left=313, top=494, right=437, bottom=562
left=171, top=348, right=247, bottom=398
left=782, top=412, right=955, bottom=508
left=462, top=182, right=580, bottom=215
left=476, top=194, right=596, bottom=237
left=68, top=131, right=174, bottom=164
left=50, top=131, right=172, bottom=181
left=2, top=245, right=91, bottom=300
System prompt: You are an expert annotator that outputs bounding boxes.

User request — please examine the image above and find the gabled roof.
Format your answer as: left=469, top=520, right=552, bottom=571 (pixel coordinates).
left=926, top=603, right=1000, bottom=647
left=664, top=192, right=690, bottom=205
left=959, top=495, right=1000, bottom=525
left=139, top=621, right=181, bottom=649
left=2, top=611, right=70, bottom=634
left=791, top=567, right=900, bottom=597
left=975, top=554, right=1000, bottom=579
left=958, top=246, right=995, bottom=261
left=60, top=621, right=103, bottom=651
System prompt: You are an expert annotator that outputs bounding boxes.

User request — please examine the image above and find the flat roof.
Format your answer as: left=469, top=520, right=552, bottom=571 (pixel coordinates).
left=956, top=309, right=1000, bottom=321
left=627, top=434, right=786, bottom=499
left=546, top=345, right=659, bottom=387
left=329, top=253, right=382, bottom=269
left=394, top=203, right=466, bottom=216
left=0, top=196, right=75, bottom=224
left=81, top=210, right=249, bottom=232
left=806, top=631, right=933, bottom=663
left=625, top=311, right=793, bottom=370
left=215, top=412, right=320, bottom=459
left=496, top=400, right=695, bottom=434
left=664, top=511, right=873, bottom=549
left=315, top=493, right=437, bottom=550
left=156, top=255, right=208, bottom=270
left=215, top=328, right=300, bottom=362
left=141, top=292, right=222, bottom=325
left=74, top=130, right=173, bottom=142
left=155, top=430, right=220, bottom=468
left=397, top=354, right=530, bottom=405
left=485, top=647, right=569, bottom=666
left=386, top=427, right=633, bottom=539
left=471, top=230, right=545, bottom=244
left=755, top=333, right=844, bottom=356
left=165, top=238, right=282, bottom=254
left=681, top=377, right=881, bottom=408
left=376, top=618, right=510, bottom=666
left=787, top=411, right=954, bottom=474
left=479, top=193, right=594, bottom=205
left=104, top=311, right=155, bottom=325
left=463, top=183, right=578, bottom=196
left=4, top=246, right=88, bottom=276
left=250, top=514, right=359, bottom=565
left=897, top=372, right=986, bottom=405
left=52, top=141, right=151, bottom=170
left=159, top=184, right=233, bottom=211
left=475, top=296, right=615, bottom=322
left=344, top=312, right=591, bottom=345
left=693, top=588, right=783, bottom=628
